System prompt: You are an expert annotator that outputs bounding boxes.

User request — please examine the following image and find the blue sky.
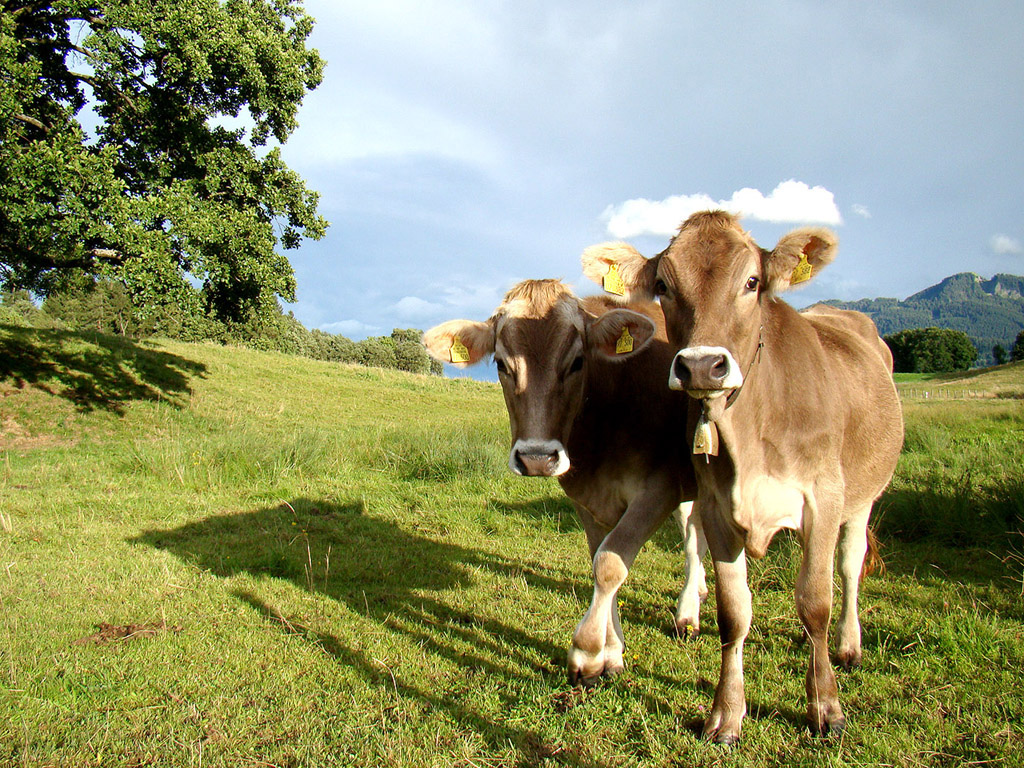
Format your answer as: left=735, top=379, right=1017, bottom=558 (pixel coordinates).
left=277, top=1, right=1024, bottom=373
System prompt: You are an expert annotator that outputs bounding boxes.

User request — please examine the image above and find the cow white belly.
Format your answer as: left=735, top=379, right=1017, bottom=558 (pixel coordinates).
left=734, top=475, right=805, bottom=559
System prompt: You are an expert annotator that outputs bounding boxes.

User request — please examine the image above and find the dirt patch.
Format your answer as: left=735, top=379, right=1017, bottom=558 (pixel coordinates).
left=0, top=414, right=76, bottom=451
left=73, top=622, right=182, bottom=646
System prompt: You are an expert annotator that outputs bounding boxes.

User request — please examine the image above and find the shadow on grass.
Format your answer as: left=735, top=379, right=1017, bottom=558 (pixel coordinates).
left=135, top=498, right=716, bottom=763
left=488, top=495, right=583, bottom=534
left=0, top=324, right=206, bottom=414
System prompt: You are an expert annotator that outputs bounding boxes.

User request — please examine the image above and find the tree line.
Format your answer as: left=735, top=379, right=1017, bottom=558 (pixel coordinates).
left=883, top=326, right=1024, bottom=373
left=0, top=283, right=442, bottom=376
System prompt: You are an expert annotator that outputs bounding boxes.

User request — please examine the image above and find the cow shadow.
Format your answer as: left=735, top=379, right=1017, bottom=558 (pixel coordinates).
left=0, top=324, right=205, bottom=414
left=134, top=497, right=732, bottom=759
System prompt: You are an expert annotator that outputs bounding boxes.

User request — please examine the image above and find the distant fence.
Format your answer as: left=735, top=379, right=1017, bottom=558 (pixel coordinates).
left=899, top=388, right=1023, bottom=401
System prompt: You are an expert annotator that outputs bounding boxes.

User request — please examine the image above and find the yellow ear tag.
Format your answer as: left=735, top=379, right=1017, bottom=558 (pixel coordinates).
left=615, top=326, right=634, bottom=355
left=603, top=264, right=626, bottom=296
left=790, top=253, right=813, bottom=285
left=450, top=336, right=471, bottom=364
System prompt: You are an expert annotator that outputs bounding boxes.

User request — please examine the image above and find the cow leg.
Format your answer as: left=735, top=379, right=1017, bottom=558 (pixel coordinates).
left=796, top=514, right=845, bottom=737
left=672, top=502, right=708, bottom=639
left=835, top=506, right=871, bottom=670
left=567, top=503, right=623, bottom=685
left=701, top=510, right=750, bottom=746
left=568, top=489, right=676, bottom=686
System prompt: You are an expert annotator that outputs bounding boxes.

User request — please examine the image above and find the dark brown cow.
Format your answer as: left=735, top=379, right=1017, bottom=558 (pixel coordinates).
left=423, top=280, right=704, bottom=684
left=582, top=211, right=903, bottom=743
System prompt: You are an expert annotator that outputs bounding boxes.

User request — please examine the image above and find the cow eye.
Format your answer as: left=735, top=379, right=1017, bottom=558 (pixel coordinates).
left=567, top=356, right=584, bottom=376
left=653, top=278, right=668, bottom=297
left=745, top=276, right=760, bottom=292
left=494, top=358, right=509, bottom=376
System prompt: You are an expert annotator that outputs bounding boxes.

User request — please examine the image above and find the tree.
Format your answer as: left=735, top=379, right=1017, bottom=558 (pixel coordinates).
left=993, top=343, right=1008, bottom=366
left=1013, top=330, right=1024, bottom=362
left=884, top=327, right=978, bottom=373
left=0, top=1, right=327, bottom=324
left=356, top=336, right=398, bottom=370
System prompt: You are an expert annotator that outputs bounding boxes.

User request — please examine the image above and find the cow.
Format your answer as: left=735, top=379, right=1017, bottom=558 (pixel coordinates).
left=422, top=279, right=705, bottom=685
left=581, top=211, right=903, bottom=743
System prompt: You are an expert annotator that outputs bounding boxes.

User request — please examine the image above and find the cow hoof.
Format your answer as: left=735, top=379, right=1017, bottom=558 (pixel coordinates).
left=674, top=620, right=700, bottom=641
left=568, top=667, right=620, bottom=688
left=835, top=648, right=862, bottom=671
left=809, top=714, right=847, bottom=739
left=568, top=660, right=622, bottom=688
left=702, top=728, right=740, bottom=747
left=570, top=671, right=601, bottom=688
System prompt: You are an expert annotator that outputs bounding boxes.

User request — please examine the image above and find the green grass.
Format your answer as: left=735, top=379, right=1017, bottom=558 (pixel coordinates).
left=2, top=326, right=1023, bottom=766
left=895, top=360, right=1024, bottom=400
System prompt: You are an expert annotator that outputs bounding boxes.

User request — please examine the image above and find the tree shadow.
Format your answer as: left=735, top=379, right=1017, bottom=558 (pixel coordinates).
left=872, top=484, right=1024, bottom=602
left=134, top=498, right=709, bottom=762
left=0, top=324, right=206, bottom=414
left=488, top=495, right=584, bottom=534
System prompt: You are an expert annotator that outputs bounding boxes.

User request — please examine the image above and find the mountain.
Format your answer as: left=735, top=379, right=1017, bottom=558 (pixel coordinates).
left=822, top=272, right=1024, bottom=366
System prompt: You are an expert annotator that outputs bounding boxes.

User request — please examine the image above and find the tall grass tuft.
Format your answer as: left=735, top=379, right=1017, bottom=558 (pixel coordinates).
left=124, top=427, right=343, bottom=490
left=370, top=425, right=508, bottom=482
left=878, top=400, right=1024, bottom=548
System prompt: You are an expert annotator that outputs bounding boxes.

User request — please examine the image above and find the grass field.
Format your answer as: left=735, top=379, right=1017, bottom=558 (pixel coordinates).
left=2, top=325, right=1023, bottom=767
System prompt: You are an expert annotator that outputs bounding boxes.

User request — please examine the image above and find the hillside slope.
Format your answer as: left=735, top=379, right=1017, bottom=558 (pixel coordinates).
left=824, top=272, right=1024, bottom=365
left=2, top=324, right=1024, bottom=767
left=0, top=324, right=502, bottom=451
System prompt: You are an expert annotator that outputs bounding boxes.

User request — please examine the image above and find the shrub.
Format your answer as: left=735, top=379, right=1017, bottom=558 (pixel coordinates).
left=884, top=327, right=978, bottom=372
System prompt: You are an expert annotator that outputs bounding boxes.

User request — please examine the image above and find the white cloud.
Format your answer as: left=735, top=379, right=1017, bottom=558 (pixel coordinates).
left=393, top=295, right=444, bottom=321
left=602, top=180, right=843, bottom=238
left=990, top=234, right=1022, bottom=255
left=319, top=319, right=382, bottom=339
left=852, top=204, right=872, bottom=219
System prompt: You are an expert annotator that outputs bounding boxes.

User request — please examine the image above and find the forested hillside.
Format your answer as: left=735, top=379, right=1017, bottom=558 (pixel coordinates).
left=824, top=273, right=1024, bottom=365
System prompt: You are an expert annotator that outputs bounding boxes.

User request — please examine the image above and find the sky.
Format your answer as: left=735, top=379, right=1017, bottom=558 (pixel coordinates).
left=275, top=1, right=1024, bottom=377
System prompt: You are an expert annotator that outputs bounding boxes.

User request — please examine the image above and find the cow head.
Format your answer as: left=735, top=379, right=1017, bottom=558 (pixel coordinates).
left=583, top=210, right=837, bottom=405
left=423, top=279, right=656, bottom=476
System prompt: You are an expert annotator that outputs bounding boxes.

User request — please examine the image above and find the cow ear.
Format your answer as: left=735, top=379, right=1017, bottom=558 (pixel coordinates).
left=581, top=242, right=658, bottom=301
left=764, top=227, right=838, bottom=294
left=422, top=320, right=494, bottom=367
left=588, top=309, right=657, bottom=360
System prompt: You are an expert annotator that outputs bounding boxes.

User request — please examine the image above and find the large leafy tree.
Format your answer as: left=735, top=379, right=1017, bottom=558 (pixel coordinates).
left=884, top=327, right=978, bottom=373
left=0, top=0, right=327, bottom=323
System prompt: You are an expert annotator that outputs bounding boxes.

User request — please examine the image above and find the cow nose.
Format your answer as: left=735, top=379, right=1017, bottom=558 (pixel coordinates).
left=672, top=354, right=694, bottom=389
left=670, top=347, right=741, bottom=392
left=509, top=439, right=570, bottom=476
left=708, top=354, right=730, bottom=383
left=514, top=449, right=560, bottom=476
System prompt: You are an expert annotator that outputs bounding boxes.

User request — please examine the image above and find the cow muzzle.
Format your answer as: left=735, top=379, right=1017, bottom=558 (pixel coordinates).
left=669, top=346, right=744, bottom=395
left=509, top=439, right=570, bottom=477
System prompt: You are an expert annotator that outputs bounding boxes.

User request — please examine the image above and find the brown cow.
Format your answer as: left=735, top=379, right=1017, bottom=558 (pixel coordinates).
left=582, top=211, right=903, bottom=743
left=423, top=280, right=704, bottom=684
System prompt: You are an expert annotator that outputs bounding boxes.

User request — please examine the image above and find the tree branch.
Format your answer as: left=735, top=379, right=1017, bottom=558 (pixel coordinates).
left=9, top=2, right=50, bottom=19
left=69, top=71, right=138, bottom=113
left=89, top=248, right=123, bottom=263
left=13, top=113, right=49, bottom=132
left=23, top=38, right=97, bottom=60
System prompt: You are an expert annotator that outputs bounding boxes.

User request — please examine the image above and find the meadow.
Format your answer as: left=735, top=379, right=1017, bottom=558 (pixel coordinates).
left=1, top=324, right=1022, bottom=767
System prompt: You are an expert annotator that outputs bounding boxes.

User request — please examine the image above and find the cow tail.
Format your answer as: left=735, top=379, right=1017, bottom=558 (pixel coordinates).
left=861, top=525, right=885, bottom=579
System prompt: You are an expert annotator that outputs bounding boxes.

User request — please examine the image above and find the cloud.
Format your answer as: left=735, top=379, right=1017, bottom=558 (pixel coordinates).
left=393, top=295, right=444, bottom=321
left=318, top=319, right=382, bottom=339
left=852, top=204, right=872, bottom=219
left=990, top=234, right=1022, bottom=255
left=602, top=180, right=843, bottom=238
